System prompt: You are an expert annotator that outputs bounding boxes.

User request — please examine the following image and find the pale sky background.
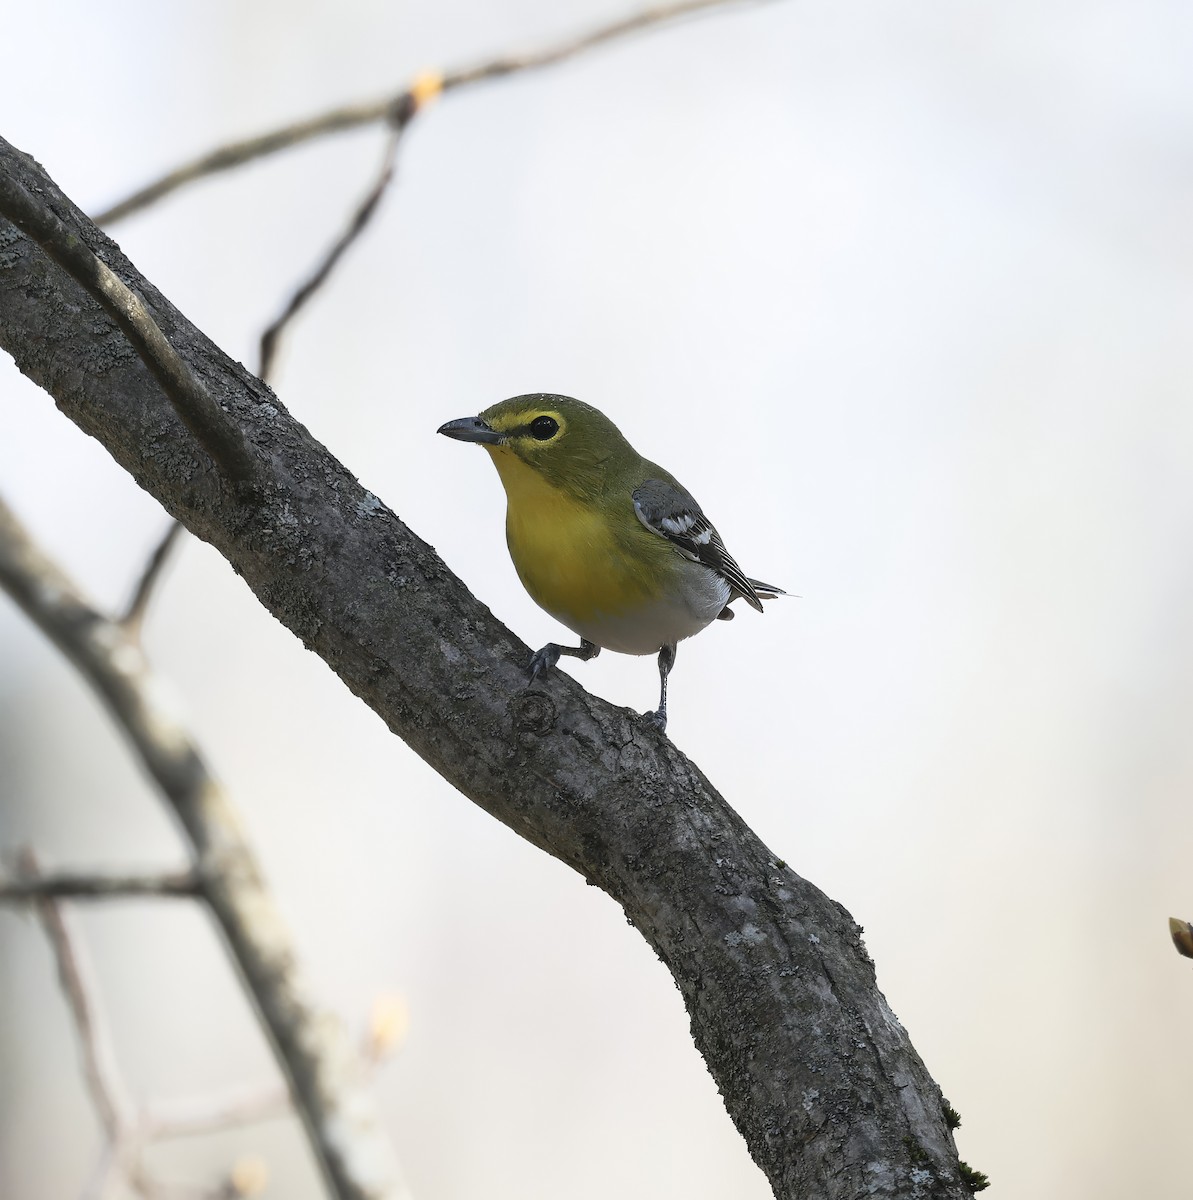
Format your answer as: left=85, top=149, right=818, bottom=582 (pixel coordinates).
left=2, top=2, right=1193, bottom=1198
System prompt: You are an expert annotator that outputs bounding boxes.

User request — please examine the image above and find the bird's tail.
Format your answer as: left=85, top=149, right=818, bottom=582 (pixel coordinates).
left=748, top=578, right=786, bottom=601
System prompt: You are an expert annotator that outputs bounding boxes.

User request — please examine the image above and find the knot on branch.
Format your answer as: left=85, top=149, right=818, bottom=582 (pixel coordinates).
left=510, top=691, right=557, bottom=736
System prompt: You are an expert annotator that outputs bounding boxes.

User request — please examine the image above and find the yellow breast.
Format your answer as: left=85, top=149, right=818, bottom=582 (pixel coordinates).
left=487, top=446, right=654, bottom=625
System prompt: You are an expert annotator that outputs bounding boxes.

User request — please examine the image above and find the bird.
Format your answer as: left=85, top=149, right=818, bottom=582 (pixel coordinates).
left=438, top=394, right=784, bottom=732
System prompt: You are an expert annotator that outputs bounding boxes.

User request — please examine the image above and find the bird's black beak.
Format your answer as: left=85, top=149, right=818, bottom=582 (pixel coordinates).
left=437, top=416, right=504, bottom=446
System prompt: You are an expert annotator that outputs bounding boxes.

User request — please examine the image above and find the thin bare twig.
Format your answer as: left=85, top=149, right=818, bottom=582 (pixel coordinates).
left=94, top=100, right=403, bottom=226
left=0, top=868, right=199, bottom=901
left=0, top=173, right=256, bottom=485
left=82, top=1141, right=124, bottom=1200
left=143, top=1083, right=289, bottom=1142
left=441, top=0, right=760, bottom=86
left=19, top=850, right=137, bottom=1145
left=123, top=521, right=185, bottom=634
left=143, top=989, right=405, bottom=1144
left=18, top=850, right=151, bottom=1200
left=0, top=497, right=409, bottom=1200
left=94, top=0, right=766, bottom=226
left=258, top=115, right=407, bottom=383
left=7, top=849, right=288, bottom=1183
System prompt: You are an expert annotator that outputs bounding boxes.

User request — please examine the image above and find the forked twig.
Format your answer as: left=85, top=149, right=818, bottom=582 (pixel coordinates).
left=0, top=498, right=408, bottom=1200
left=94, top=0, right=768, bottom=226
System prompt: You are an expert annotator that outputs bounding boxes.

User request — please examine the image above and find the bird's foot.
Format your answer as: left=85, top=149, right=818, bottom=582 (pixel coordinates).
left=640, top=707, right=668, bottom=734
left=528, top=643, right=562, bottom=681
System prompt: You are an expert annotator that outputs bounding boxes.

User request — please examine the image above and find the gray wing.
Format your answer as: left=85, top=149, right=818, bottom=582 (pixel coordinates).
left=632, top=477, right=766, bottom=613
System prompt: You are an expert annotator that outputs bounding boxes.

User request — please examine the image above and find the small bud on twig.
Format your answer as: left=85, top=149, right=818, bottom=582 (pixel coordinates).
left=367, top=992, right=411, bottom=1063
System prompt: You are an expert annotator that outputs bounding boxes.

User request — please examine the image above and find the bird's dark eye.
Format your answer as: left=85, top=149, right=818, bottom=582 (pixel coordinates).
left=529, top=415, right=559, bottom=440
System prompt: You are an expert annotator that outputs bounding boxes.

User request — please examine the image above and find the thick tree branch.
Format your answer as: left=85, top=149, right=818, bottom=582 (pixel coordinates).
left=0, top=138, right=974, bottom=1198
left=0, top=491, right=408, bottom=1200
left=93, top=0, right=767, bottom=226
left=113, top=50, right=414, bottom=626
left=0, top=170, right=255, bottom=483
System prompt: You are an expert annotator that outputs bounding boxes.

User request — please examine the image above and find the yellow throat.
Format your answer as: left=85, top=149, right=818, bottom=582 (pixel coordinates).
left=485, top=445, right=653, bottom=624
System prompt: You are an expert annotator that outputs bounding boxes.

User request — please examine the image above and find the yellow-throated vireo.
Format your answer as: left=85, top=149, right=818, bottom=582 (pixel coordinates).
left=438, top=395, right=784, bottom=732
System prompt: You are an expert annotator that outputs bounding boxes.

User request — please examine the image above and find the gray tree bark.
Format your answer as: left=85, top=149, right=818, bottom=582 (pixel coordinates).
left=0, top=136, right=976, bottom=1199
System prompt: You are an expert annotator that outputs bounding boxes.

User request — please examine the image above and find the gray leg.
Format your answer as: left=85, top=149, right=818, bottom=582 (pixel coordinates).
left=528, top=638, right=600, bottom=681
left=643, top=642, right=677, bottom=732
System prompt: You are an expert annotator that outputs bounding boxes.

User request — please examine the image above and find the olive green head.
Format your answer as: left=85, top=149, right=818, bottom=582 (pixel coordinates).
left=438, top=394, right=638, bottom=497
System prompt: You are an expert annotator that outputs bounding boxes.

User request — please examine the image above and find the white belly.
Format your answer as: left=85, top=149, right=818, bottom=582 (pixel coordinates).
left=553, top=565, right=731, bottom=656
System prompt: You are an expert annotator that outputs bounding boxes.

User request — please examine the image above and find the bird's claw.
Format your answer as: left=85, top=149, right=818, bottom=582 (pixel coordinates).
left=640, top=708, right=668, bottom=734
left=528, top=643, right=561, bottom=681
